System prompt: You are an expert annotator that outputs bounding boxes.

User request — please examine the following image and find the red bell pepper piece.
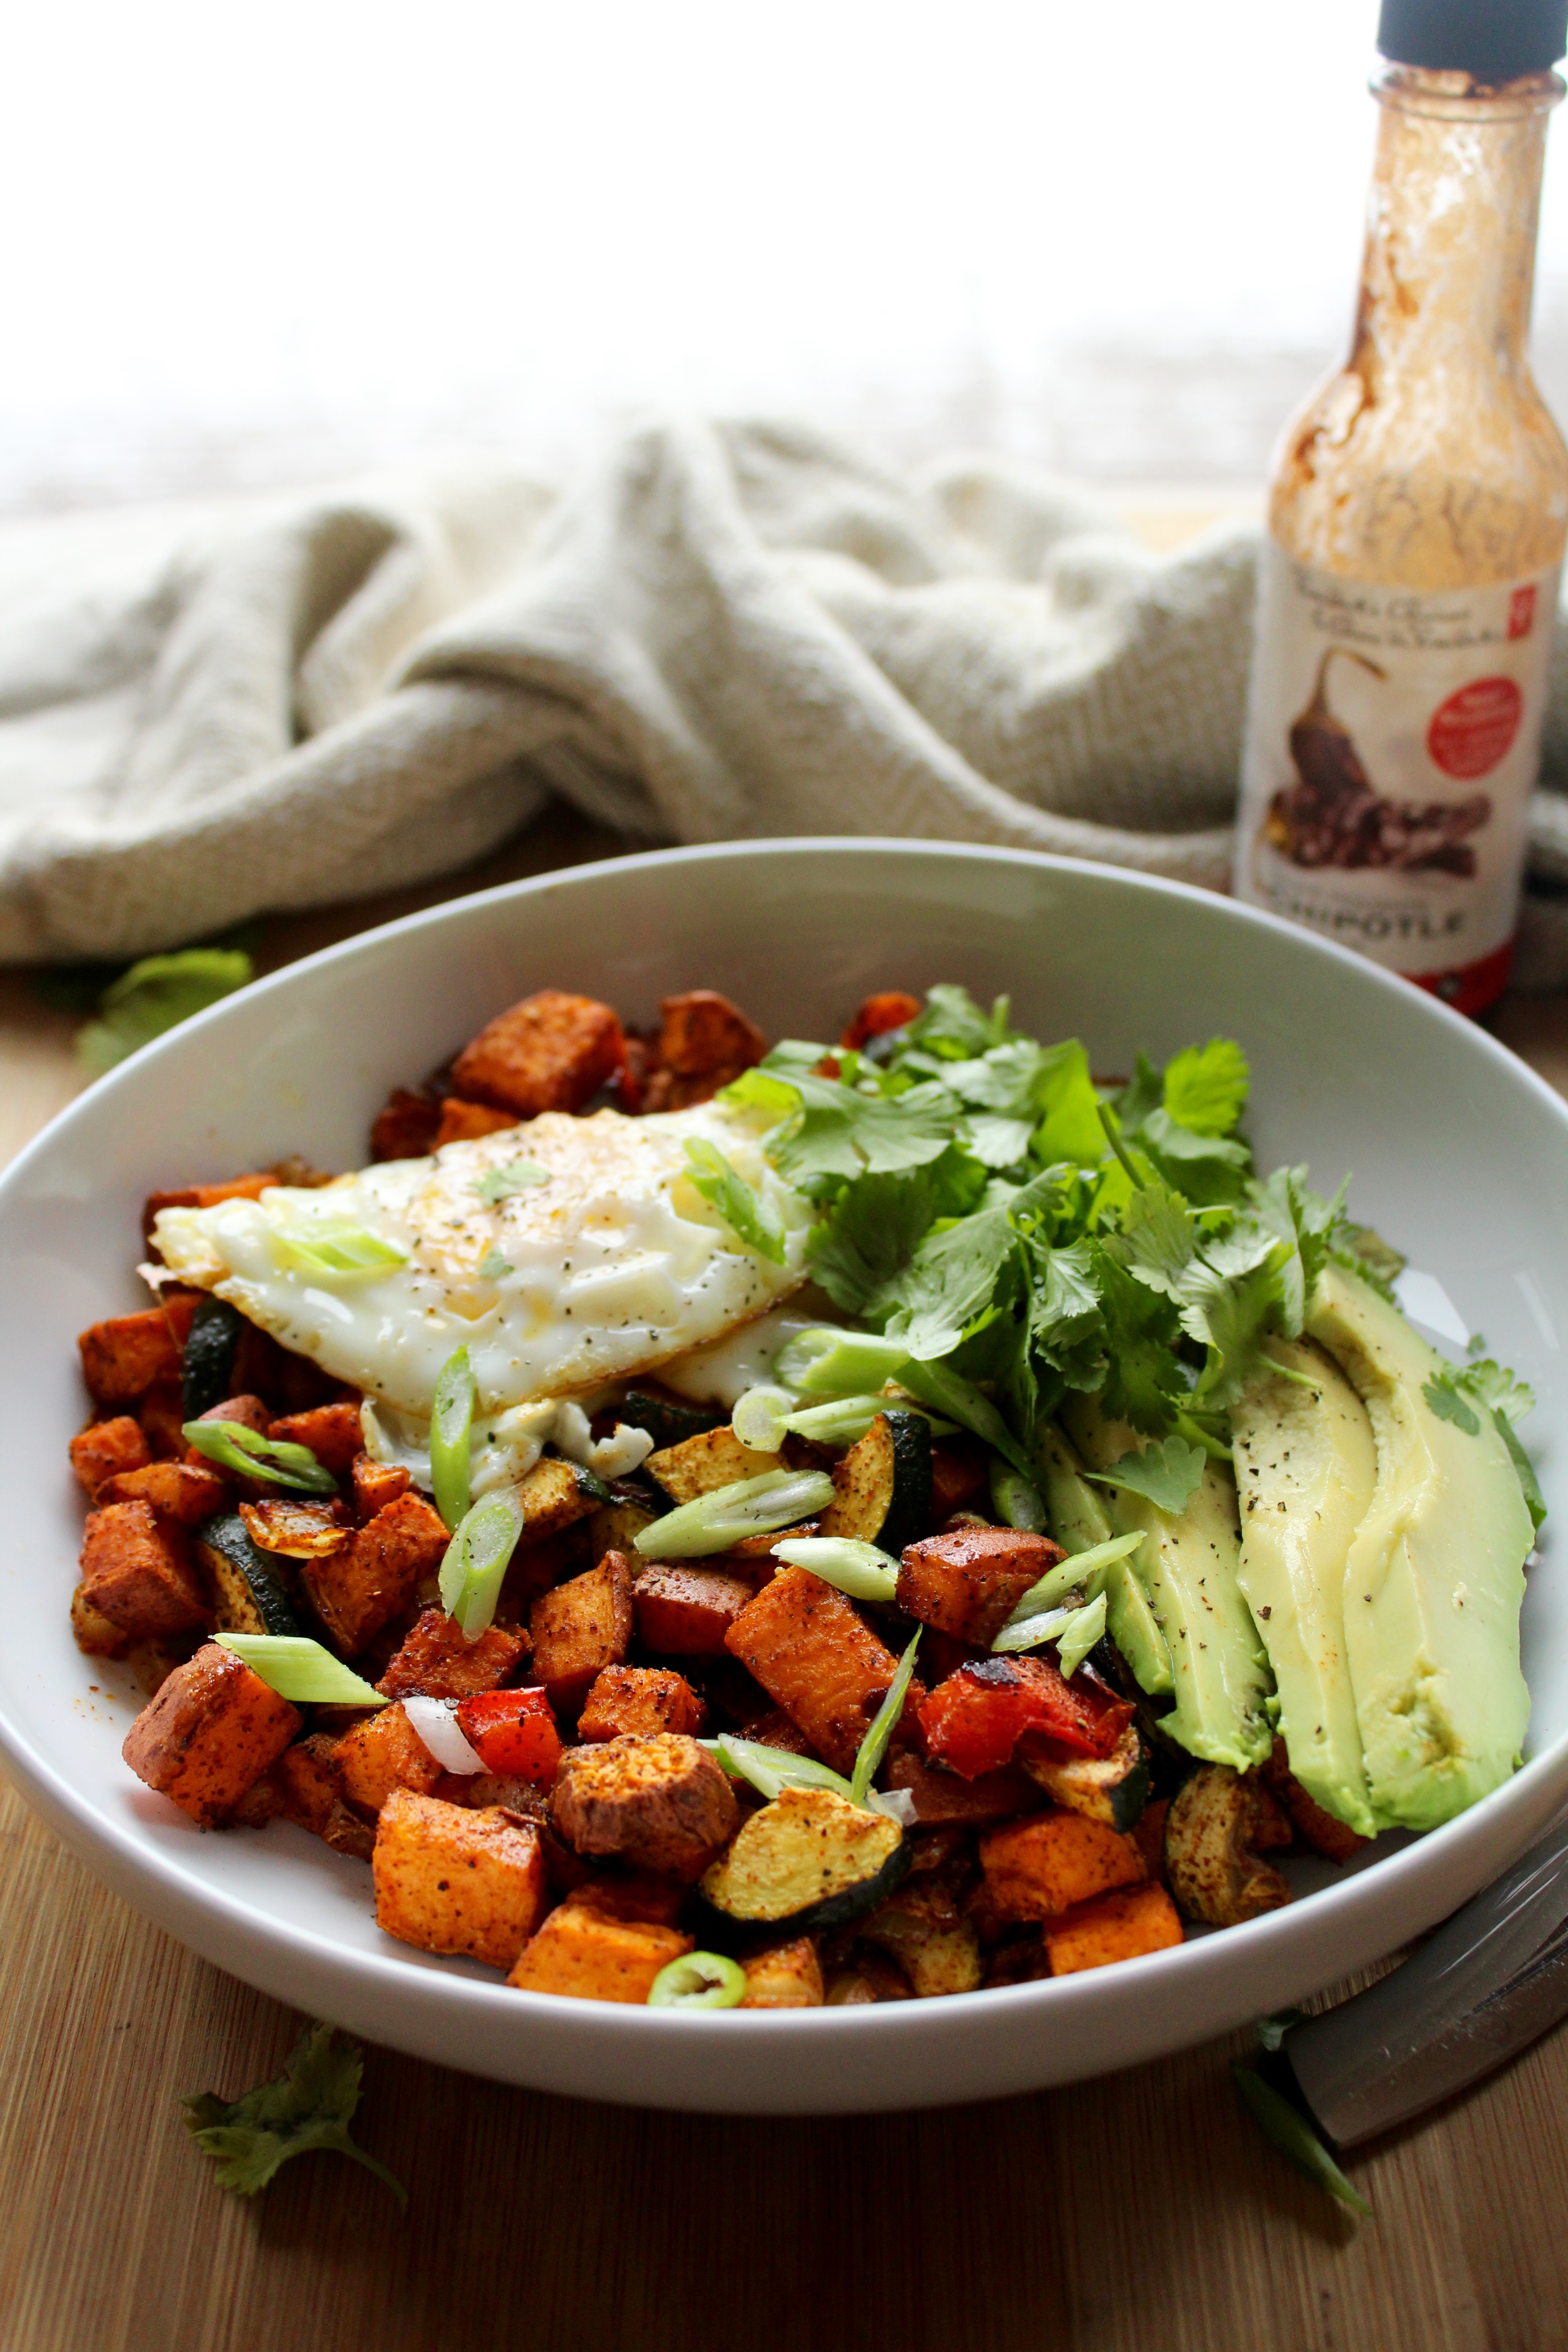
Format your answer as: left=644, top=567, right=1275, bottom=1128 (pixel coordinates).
left=918, top=1655, right=1133, bottom=1779
left=455, top=1686, right=562, bottom=1786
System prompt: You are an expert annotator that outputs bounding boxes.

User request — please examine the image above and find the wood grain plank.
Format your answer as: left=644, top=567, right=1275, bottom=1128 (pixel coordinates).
left=4, top=861, right=1568, bottom=2352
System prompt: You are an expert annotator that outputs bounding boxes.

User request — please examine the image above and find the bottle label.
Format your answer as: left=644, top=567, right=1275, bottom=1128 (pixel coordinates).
left=1234, top=539, right=1559, bottom=1007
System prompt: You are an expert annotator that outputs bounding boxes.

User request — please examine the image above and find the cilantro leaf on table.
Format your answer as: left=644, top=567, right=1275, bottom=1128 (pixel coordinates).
left=183, top=2022, right=407, bottom=2204
left=1161, top=1039, right=1250, bottom=1137
left=683, top=1138, right=788, bottom=1264
left=1085, top=1433, right=1208, bottom=1515
left=76, top=947, right=254, bottom=1075
left=1117, top=1176, right=1199, bottom=1301
left=879, top=1171, right=1058, bottom=1361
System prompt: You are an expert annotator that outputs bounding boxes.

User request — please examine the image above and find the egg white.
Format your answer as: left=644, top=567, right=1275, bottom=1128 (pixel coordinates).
left=152, top=1101, right=813, bottom=1419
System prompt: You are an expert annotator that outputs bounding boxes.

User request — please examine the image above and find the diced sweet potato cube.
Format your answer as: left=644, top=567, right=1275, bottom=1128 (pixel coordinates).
left=71, top=1582, right=130, bottom=1658
left=735, top=1706, right=818, bottom=1756
left=1044, top=1882, right=1184, bottom=1976
left=1132, top=1794, right=1170, bottom=1883
left=551, top=1733, right=739, bottom=1878
left=657, top=990, right=765, bottom=1078
left=645, top=1425, right=778, bottom=1505
left=529, top=1552, right=634, bottom=1708
left=267, top=1402, right=363, bottom=1476
left=122, top=1642, right=301, bottom=1828
left=633, top=1563, right=755, bottom=1656
left=839, top=992, right=921, bottom=1052
left=897, top=1526, right=1064, bottom=1646
left=300, top=1490, right=449, bottom=1655
left=138, top=1380, right=188, bottom=1460
left=435, top=1098, right=519, bottom=1147
left=370, top=1088, right=442, bottom=1162
left=143, top=1175, right=273, bottom=1248
left=1261, top=1735, right=1369, bottom=1865
left=352, top=1453, right=412, bottom=1520
left=78, top=1307, right=184, bottom=1404
left=884, top=1749, right=1043, bottom=1826
left=508, top=1904, right=691, bottom=2001
left=978, top=1810, right=1146, bottom=1923
left=578, top=1666, right=705, bottom=1742
left=451, top=988, right=626, bottom=1118
left=94, top=1461, right=230, bottom=1526
left=562, top=1872, right=689, bottom=1927
left=373, top=1788, right=549, bottom=1970
left=376, top=1608, right=529, bottom=1700
left=79, top=1501, right=210, bottom=1638
left=336, top=1702, right=446, bottom=1815
left=929, top=1440, right=989, bottom=1521
left=70, top=1416, right=152, bottom=1495
left=724, top=1566, right=923, bottom=1774
left=741, top=1938, right=825, bottom=2008
left=187, top=1392, right=272, bottom=1442
left=274, top=1733, right=344, bottom=1837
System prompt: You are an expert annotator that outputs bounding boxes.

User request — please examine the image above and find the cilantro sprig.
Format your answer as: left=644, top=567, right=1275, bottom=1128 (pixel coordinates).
left=183, top=2022, right=407, bottom=2204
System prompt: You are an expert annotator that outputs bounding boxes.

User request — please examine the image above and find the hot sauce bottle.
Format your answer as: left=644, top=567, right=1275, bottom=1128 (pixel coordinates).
left=1234, top=0, right=1568, bottom=1014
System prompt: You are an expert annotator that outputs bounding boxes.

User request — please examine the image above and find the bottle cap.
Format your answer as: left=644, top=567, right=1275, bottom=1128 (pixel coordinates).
left=1377, top=0, right=1568, bottom=78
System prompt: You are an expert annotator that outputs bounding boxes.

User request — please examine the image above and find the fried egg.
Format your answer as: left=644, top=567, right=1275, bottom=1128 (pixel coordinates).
left=152, top=1101, right=813, bottom=1419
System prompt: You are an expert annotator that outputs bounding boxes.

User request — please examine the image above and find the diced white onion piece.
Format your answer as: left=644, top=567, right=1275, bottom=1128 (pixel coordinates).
left=402, top=1696, right=485, bottom=1774
left=588, top=1422, right=655, bottom=1478
left=867, top=1788, right=918, bottom=1828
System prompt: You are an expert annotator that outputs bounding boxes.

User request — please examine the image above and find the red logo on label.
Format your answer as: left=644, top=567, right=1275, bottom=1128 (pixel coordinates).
left=1427, top=676, right=1524, bottom=780
left=1509, top=585, right=1537, bottom=639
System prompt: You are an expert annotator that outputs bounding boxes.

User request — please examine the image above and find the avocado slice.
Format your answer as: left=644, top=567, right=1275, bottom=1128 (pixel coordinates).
left=1035, top=1423, right=1174, bottom=1697
left=1305, top=1260, right=1532, bottom=1831
left=1232, top=1337, right=1377, bottom=1836
left=1061, top=1397, right=1274, bottom=1773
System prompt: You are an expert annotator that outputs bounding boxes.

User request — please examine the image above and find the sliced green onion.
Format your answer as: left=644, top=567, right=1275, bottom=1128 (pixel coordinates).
left=632, top=1468, right=835, bottom=1560
left=773, top=1535, right=899, bottom=1603
left=989, top=1458, right=1049, bottom=1533
left=474, top=1157, right=549, bottom=1203
left=774, top=1328, right=912, bottom=1398
left=274, top=1222, right=409, bottom=1276
left=430, top=1346, right=476, bottom=1531
left=708, top=1734, right=853, bottom=1803
left=731, top=1383, right=793, bottom=1453
left=1002, top=1533, right=1143, bottom=1629
left=438, top=1490, right=525, bottom=1638
left=182, top=1419, right=338, bottom=1495
left=992, top=1602, right=1079, bottom=1655
left=779, top=1393, right=958, bottom=1445
left=849, top=1627, right=921, bottom=1810
left=683, top=1139, right=788, bottom=1266
left=1055, top=1591, right=1107, bottom=1679
left=478, top=1247, right=513, bottom=1281
left=647, top=1951, right=748, bottom=2010
left=1230, top=2064, right=1372, bottom=2217
left=896, top=1357, right=1034, bottom=1480
left=214, top=1633, right=387, bottom=1706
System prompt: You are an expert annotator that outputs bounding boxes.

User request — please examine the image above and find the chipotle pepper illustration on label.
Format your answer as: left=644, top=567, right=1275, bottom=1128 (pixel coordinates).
left=1263, top=646, right=1492, bottom=878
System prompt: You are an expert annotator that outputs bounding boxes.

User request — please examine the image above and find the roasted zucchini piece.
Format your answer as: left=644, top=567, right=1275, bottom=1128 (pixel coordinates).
left=1018, top=1719, right=1150, bottom=1834
left=622, top=1388, right=725, bottom=1452
left=586, top=1480, right=663, bottom=1557
left=514, top=1455, right=612, bottom=1542
left=194, top=1512, right=303, bottom=1637
left=181, top=1296, right=250, bottom=1421
left=817, top=1411, right=932, bottom=1554
left=699, top=1786, right=912, bottom=1934
left=646, top=1425, right=779, bottom=1504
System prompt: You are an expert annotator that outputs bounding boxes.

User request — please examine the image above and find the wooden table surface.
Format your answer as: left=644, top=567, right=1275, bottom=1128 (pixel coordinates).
left=6, top=834, right=1568, bottom=2352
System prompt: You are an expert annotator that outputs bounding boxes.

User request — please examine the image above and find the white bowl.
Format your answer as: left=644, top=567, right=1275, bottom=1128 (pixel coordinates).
left=3, top=840, right=1565, bottom=2115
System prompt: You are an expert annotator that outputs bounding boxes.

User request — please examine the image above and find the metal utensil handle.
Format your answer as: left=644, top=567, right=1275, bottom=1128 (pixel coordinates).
left=1285, top=1810, right=1568, bottom=2148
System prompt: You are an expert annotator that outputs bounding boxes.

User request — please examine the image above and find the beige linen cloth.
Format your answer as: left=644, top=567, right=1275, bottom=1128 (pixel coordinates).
left=6, top=414, right=1568, bottom=982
